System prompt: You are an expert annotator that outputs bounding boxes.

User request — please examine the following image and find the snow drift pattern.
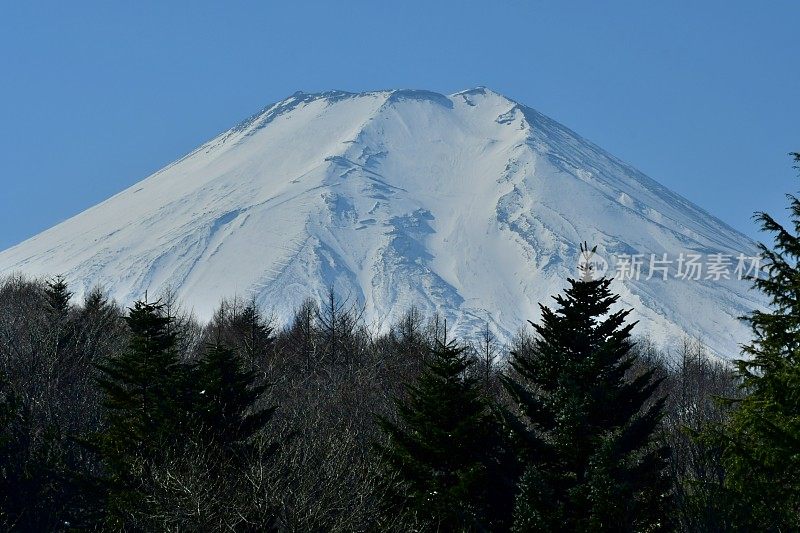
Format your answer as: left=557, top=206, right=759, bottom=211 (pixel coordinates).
left=0, top=87, right=763, bottom=356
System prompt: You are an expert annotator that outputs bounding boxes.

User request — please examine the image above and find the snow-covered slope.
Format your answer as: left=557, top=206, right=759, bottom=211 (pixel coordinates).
left=0, top=88, right=763, bottom=356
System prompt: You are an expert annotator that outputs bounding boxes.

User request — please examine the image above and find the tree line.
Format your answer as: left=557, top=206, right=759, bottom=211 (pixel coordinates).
left=1, top=154, right=799, bottom=531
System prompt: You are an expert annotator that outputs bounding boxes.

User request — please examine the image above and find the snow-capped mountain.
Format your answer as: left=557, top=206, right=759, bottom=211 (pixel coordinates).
left=0, top=88, right=764, bottom=356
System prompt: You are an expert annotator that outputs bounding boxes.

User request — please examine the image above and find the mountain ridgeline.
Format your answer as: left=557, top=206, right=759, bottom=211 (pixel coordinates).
left=0, top=88, right=764, bottom=356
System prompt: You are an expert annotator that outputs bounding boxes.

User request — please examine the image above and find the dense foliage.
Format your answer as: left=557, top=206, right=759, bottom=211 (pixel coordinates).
left=377, top=339, right=515, bottom=530
left=501, top=277, right=670, bottom=531
left=0, top=273, right=761, bottom=532
left=712, top=152, right=800, bottom=531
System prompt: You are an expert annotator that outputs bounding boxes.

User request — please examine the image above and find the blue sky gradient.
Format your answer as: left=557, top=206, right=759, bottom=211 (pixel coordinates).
left=1, top=0, right=797, bottom=248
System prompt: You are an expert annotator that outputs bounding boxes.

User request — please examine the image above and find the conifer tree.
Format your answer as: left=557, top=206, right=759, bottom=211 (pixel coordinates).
left=77, top=287, right=121, bottom=363
left=230, top=299, right=274, bottom=365
left=44, top=275, right=72, bottom=316
left=82, top=286, right=109, bottom=316
left=43, top=275, right=76, bottom=364
left=501, top=275, right=670, bottom=531
left=192, top=343, right=277, bottom=450
left=168, top=342, right=282, bottom=529
left=377, top=340, right=514, bottom=531
left=93, top=299, right=189, bottom=526
left=720, top=152, right=800, bottom=529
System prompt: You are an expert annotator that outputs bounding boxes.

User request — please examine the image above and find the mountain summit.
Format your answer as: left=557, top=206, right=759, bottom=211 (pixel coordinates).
left=0, top=88, right=762, bottom=355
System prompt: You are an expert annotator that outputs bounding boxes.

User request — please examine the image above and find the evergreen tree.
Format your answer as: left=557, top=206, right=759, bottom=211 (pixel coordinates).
left=93, top=299, right=188, bottom=527
left=501, top=275, right=670, bottom=532
left=168, top=342, right=282, bottom=530
left=377, top=340, right=514, bottom=531
left=720, top=152, right=800, bottom=529
left=230, top=299, right=274, bottom=366
left=192, top=343, right=277, bottom=450
left=77, top=287, right=122, bottom=363
left=43, top=275, right=76, bottom=366
left=44, top=275, right=73, bottom=316
left=82, top=286, right=109, bottom=316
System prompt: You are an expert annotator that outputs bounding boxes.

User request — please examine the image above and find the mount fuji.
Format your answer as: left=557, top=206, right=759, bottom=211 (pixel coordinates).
left=0, top=88, right=764, bottom=356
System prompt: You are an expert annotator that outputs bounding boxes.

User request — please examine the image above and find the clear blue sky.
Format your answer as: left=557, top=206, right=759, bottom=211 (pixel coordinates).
left=1, top=1, right=797, bottom=249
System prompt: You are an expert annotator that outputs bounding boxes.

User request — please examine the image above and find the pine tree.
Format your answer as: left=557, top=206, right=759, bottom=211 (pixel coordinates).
left=44, top=275, right=73, bottom=316
left=174, top=342, right=281, bottom=529
left=192, top=343, right=277, bottom=449
left=720, top=152, right=800, bottom=529
left=93, top=299, right=189, bottom=526
left=77, top=286, right=121, bottom=363
left=82, top=286, right=109, bottom=316
left=501, top=276, right=670, bottom=531
left=377, top=340, right=515, bottom=531
left=43, top=275, right=76, bottom=366
left=229, top=299, right=274, bottom=366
